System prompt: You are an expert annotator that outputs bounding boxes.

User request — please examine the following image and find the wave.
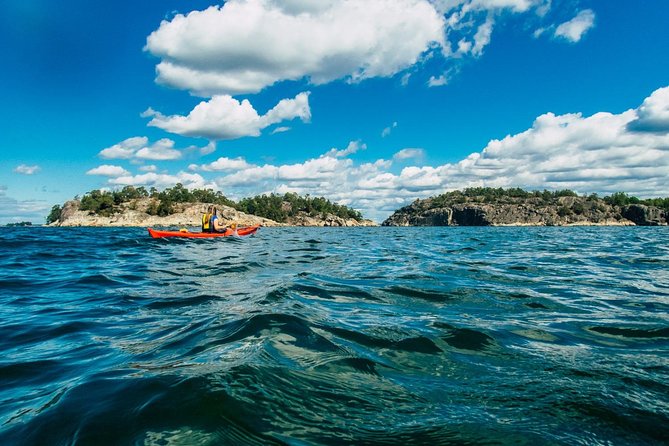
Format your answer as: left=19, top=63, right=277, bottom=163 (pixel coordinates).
left=1, top=226, right=668, bottom=444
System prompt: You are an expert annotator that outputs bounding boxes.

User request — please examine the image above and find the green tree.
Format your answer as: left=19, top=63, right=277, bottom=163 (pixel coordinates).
left=156, top=198, right=173, bottom=216
left=146, top=200, right=159, bottom=216
left=80, top=190, right=116, bottom=216
left=235, top=192, right=363, bottom=222
left=554, top=189, right=578, bottom=198
left=605, top=192, right=630, bottom=207
left=46, top=204, right=62, bottom=224
left=557, top=206, right=571, bottom=217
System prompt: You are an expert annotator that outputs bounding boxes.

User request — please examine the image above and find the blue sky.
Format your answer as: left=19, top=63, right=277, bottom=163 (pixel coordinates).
left=1, top=0, right=668, bottom=223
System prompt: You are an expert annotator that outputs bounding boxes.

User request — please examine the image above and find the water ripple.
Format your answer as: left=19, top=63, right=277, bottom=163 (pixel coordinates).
left=1, top=226, right=668, bottom=445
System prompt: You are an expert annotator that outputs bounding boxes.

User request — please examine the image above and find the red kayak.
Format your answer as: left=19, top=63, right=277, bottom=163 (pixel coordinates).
left=148, top=225, right=260, bottom=239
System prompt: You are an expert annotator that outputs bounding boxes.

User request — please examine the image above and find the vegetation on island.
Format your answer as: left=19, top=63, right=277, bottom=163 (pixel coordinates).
left=55, top=184, right=363, bottom=223
left=6, top=221, right=33, bottom=227
left=236, top=192, right=363, bottom=223
left=428, top=187, right=578, bottom=205
left=46, top=205, right=62, bottom=225
left=426, top=187, right=669, bottom=211
left=601, top=191, right=669, bottom=210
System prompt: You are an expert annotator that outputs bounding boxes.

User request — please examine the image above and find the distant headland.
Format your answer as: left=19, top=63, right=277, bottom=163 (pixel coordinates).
left=47, top=185, right=375, bottom=227
left=382, top=188, right=668, bottom=227
left=5, top=221, right=33, bottom=227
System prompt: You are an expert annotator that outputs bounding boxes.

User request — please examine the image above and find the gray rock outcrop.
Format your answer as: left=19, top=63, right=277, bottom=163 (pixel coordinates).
left=621, top=204, right=667, bottom=226
left=382, top=195, right=667, bottom=227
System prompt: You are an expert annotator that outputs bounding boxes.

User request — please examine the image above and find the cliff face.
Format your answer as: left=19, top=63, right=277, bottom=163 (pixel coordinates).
left=620, top=204, right=667, bottom=226
left=55, top=198, right=376, bottom=227
left=382, top=196, right=668, bottom=227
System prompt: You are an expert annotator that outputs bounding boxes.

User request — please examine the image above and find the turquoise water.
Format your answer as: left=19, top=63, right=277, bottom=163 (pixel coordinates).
left=1, top=226, right=668, bottom=445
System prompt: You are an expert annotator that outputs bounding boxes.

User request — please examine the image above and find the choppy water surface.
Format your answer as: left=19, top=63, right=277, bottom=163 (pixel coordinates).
left=1, top=226, right=668, bottom=445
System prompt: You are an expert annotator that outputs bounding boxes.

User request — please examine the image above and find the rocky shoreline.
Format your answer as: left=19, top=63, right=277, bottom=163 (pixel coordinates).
left=53, top=199, right=376, bottom=228
left=382, top=195, right=668, bottom=227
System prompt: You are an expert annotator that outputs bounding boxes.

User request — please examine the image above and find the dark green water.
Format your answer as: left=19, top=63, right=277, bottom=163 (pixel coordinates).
left=1, top=226, right=668, bottom=445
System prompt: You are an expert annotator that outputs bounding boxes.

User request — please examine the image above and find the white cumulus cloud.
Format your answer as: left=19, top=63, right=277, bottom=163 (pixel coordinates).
left=200, top=141, right=217, bottom=155
left=627, top=86, right=669, bottom=132
left=135, top=138, right=183, bottom=161
left=271, top=126, right=291, bottom=134
left=143, top=0, right=589, bottom=98
left=13, top=164, right=41, bottom=175
left=428, top=75, right=448, bottom=87
left=98, top=136, right=182, bottom=161
left=553, top=9, right=595, bottom=43
left=98, top=137, right=211, bottom=161
left=326, top=140, right=367, bottom=158
left=192, top=157, right=254, bottom=172
left=394, top=148, right=426, bottom=161
left=99, top=137, right=148, bottom=159
left=145, top=0, right=445, bottom=96
left=144, top=92, right=311, bottom=140
left=466, top=0, right=539, bottom=13
left=470, top=16, right=494, bottom=55
left=86, top=165, right=130, bottom=177
left=108, top=171, right=216, bottom=190
left=216, top=154, right=354, bottom=189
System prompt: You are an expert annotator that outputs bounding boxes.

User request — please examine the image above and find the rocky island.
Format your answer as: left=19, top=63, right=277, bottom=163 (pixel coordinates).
left=48, top=185, right=376, bottom=227
left=382, top=188, right=668, bottom=227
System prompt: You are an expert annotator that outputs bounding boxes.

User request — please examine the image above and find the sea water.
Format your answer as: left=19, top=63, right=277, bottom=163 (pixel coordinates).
left=0, top=226, right=668, bottom=445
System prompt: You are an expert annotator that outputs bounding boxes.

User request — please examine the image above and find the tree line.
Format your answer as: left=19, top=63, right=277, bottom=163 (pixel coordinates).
left=236, top=192, right=363, bottom=222
left=428, top=187, right=669, bottom=209
left=5, top=221, right=33, bottom=227
left=430, top=187, right=578, bottom=205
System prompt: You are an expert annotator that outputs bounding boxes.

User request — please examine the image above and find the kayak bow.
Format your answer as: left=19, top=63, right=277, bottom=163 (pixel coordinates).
left=148, top=225, right=260, bottom=239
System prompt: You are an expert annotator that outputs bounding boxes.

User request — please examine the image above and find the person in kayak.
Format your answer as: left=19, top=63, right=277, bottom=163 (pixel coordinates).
left=209, top=207, right=228, bottom=233
left=201, top=206, right=213, bottom=232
